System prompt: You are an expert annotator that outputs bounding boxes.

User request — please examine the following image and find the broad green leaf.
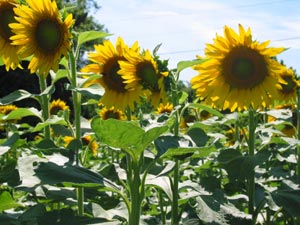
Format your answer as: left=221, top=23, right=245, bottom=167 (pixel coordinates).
left=0, top=89, right=32, bottom=105
left=142, top=125, right=168, bottom=150
left=52, top=69, right=69, bottom=84
left=32, top=116, right=67, bottom=132
left=0, top=133, right=19, bottom=156
left=0, top=191, right=23, bottom=212
left=161, top=147, right=199, bottom=159
left=75, top=87, right=104, bottom=99
left=186, top=126, right=209, bottom=147
left=78, top=31, right=111, bottom=46
left=0, top=56, right=3, bottom=65
left=3, top=107, right=42, bottom=121
left=188, top=103, right=224, bottom=118
left=146, top=176, right=173, bottom=200
left=92, top=118, right=167, bottom=159
left=34, top=162, right=119, bottom=190
left=271, top=189, right=300, bottom=217
left=218, top=149, right=256, bottom=180
left=154, top=135, right=180, bottom=157
left=176, top=59, right=207, bottom=74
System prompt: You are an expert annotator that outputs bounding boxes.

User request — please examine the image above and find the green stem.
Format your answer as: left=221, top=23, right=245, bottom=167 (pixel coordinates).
left=69, top=51, right=84, bottom=216
left=248, top=107, right=256, bottom=223
left=128, top=160, right=141, bottom=225
left=296, top=88, right=300, bottom=184
left=38, top=75, right=51, bottom=140
left=159, top=189, right=166, bottom=224
left=171, top=158, right=180, bottom=225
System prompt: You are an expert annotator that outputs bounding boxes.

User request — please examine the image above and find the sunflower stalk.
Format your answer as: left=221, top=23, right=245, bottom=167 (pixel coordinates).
left=248, top=107, right=256, bottom=223
left=296, top=87, right=300, bottom=184
left=69, top=50, right=84, bottom=216
left=127, top=156, right=142, bottom=225
left=171, top=70, right=180, bottom=225
left=38, top=75, right=51, bottom=140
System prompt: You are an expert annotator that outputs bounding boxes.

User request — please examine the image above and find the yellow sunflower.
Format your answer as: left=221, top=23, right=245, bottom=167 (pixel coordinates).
left=99, top=106, right=125, bottom=120
left=118, top=49, right=169, bottom=108
left=191, top=24, right=285, bottom=112
left=81, top=37, right=143, bottom=111
left=49, top=99, right=69, bottom=115
left=0, top=104, right=18, bottom=115
left=10, top=0, right=74, bottom=76
left=64, top=135, right=99, bottom=156
left=276, top=67, right=299, bottom=103
left=156, top=102, right=173, bottom=114
left=0, top=0, right=22, bottom=70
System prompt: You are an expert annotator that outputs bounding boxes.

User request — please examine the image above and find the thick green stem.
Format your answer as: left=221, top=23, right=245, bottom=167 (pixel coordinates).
left=128, top=160, right=141, bottom=225
left=38, top=75, right=51, bottom=140
left=171, top=158, right=180, bottom=225
left=69, top=52, right=84, bottom=216
left=248, top=107, right=255, bottom=223
left=296, top=88, right=300, bottom=184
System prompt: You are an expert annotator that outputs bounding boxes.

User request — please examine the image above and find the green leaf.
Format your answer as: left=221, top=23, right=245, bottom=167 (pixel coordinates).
left=218, top=149, right=256, bottom=180
left=188, top=103, right=224, bottom=118
left=0, top=133, right=19, bottom=156
left=0, top=90, right=32, bottom=105
left=0, top=191, right=23, bottom=212
left=92, top=118, right=167, bottom=159
left=271, top=189, right=300, bottom=217
left=186, top=126, right=209, bottom=147
left=32, top=116, right=67, bottom=132
left=52, top=69, right=69, bottom=84
left=3, top=107, right=42, bottom=121
left=161, top=147, right=199, bottom=159
left=77, top=31, right=111, bottom=46
left=34, top=162, right=119, bottom=190
left=176, top=59, right=207, bottom=74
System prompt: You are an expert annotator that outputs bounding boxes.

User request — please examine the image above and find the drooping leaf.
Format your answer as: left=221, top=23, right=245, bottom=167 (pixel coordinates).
left=188, top=103, right=224, bottom=118
left=186, top=126, right=209, bottom=147
left=218, top=149, right=256, bottom=180
left=34, top=161, right=119, bottom=190
left=78, top=31, right=111, bottom=46
left=271, top=189, right=300, bottom=217
left=0, top=90, right=32, bottom=105
left=32, top=116, right=67, bottom=132
left=3, top=107, right=42, bottom=121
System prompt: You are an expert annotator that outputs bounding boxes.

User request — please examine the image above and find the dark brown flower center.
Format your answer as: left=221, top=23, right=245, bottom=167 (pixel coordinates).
left=35, top=19, right=62, bottom=52
left=222, top=46, right=268, bottom=89
left=137, top=62, right=159, bottom=91
left=280, top=75, right=297, bottom=94
left=102, top=58, right=126, bottom=93
left=0, top=8, right=15, bottom=41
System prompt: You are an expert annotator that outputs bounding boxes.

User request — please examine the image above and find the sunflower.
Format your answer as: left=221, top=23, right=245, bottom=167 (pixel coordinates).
left=0, top=0, right=21, bottom=70
left=10, top=0, right=74, bottom=76
left=156, top=102, right=173, bottom=114
left=81, top=37, right=143, bottom=110
left=0, top=104, right=19, bottom=124
left=118, top=49, right=169, bottom=108
left=99, top=106, right=125, bottom=120
left=276, top=68, right=299, bottom=103
left=191, top=24, right=285, bottom=112
left=64, top=135, right=99, bottom=156
left=0, top=104, right=18, bottom=115
left=49, top=99, right=69, bottom=115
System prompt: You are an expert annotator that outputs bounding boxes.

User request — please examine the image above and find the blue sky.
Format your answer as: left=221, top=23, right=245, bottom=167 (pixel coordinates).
left=95, top=0, right=300, bottom=81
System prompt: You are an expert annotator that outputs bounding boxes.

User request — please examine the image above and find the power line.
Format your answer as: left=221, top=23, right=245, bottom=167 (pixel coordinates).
left=159, top=36, right=300, bottom=56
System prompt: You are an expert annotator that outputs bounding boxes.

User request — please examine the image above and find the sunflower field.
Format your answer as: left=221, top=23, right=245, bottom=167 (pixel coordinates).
left=1, top=0, right=300, bottom=225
